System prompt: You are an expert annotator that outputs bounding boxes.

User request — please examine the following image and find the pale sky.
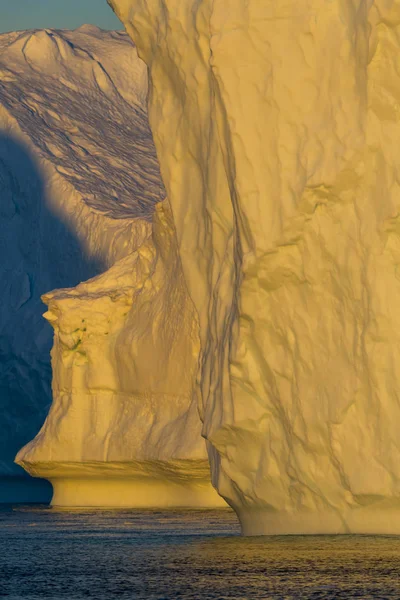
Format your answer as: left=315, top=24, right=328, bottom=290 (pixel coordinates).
left=0, top=0, right=121, bottom=34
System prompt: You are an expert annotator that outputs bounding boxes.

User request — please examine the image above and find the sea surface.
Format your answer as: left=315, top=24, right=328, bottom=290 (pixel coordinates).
left=1, top=505, right=400, bottom=599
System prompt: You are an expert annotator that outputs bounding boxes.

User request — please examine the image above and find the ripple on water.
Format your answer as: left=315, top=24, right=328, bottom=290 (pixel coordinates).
left=1, top=505, right=400, bottom=599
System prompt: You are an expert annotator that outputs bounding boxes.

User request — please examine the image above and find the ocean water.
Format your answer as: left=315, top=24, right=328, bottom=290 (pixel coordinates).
left=1, top=505, right=400, bottom=599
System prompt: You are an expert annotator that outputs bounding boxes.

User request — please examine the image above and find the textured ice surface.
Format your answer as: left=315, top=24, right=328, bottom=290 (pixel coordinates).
left=0, top=26, right=163, bottom=219
left=109, top=0, right=400, bottom=533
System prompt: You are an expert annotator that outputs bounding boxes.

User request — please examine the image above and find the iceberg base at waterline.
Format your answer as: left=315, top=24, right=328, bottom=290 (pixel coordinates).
left=237, top=506, right=400, bottom=536
left=17, top=461, right=225, bottom=508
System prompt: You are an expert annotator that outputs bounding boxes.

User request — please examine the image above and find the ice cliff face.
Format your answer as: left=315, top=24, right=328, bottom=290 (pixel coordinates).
left=2, top=26, right=222, bottom=506
left=109, top=0, right=400, bottom=533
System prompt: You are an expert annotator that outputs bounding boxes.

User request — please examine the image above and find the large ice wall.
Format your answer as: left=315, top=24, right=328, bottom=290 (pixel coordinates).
left=108, top=0, right=400, bottom=533
left=3, top=26, right=223, bottom=507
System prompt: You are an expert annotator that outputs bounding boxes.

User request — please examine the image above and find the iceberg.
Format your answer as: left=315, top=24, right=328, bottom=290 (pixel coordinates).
left=0, top=26, right=222, bottom=506
left=109, top=0, right=400, bottom=533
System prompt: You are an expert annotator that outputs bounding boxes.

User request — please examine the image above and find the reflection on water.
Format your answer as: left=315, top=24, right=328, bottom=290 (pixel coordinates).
left=1, top=505, right=400, bottom=599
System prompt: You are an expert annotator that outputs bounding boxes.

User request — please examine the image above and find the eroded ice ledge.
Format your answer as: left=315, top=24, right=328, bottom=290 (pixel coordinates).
left=18, top=461, right=223, bottom=508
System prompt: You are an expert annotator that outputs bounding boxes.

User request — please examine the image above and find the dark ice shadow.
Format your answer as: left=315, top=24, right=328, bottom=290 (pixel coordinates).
left=0, top=131, right=104, bottom=503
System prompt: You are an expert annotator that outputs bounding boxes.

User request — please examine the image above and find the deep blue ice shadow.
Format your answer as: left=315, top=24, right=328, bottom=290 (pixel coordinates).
left=0, top=131, right=103, bottom=502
